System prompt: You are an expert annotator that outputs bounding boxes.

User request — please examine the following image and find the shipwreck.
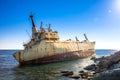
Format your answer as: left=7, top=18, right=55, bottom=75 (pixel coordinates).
left=13, top=14, right=96, bottom=65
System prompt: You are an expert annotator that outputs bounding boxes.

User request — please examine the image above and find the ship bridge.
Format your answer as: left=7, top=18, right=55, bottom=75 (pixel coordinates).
left=24, top=14, right=59, bottom=49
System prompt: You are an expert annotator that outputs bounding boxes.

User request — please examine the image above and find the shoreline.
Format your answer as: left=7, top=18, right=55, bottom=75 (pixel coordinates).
left=59, top=50, right=120, bottom=80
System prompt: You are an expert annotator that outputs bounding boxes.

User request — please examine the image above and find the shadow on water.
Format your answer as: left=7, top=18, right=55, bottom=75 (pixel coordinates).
left=0, top=50, right=93, bottom=80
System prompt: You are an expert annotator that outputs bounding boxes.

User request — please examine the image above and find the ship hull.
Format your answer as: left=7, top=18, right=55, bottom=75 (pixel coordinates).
left=14, top=49, right=95, bottom=65
left=13, top=41, right=95, bottom=65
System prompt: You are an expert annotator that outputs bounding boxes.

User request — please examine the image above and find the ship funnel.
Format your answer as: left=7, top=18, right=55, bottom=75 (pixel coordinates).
left=84, top=34, right=89, bottom=41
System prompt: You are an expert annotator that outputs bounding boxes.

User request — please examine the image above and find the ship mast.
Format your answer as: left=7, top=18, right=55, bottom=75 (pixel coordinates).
left=29, top=14, right=38, bottom=38
left=48, top=24, right=51, bottom=32
left=30, top=14, right=35, bottom=27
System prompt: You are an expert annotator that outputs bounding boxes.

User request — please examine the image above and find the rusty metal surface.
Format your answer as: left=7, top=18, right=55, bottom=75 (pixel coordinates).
left=23, top=41, right=94, bottom=59
left=13, top=40, right=95, bottom=65
left=19, top=49, right=95, bottom=65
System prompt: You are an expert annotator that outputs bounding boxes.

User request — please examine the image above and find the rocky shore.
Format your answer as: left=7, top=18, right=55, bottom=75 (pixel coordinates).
left=59, top=51, right=120, bottom=80
left=89, top=50, right=120, bottom=72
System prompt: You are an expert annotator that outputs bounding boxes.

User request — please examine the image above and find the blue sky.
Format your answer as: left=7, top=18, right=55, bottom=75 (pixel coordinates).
left=0, top=0, right=120, bottom=49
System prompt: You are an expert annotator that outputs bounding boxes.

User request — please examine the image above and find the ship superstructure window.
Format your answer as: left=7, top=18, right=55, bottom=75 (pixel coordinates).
left=32, top=39, right=35, bottom=41
left=38, top=36, right=41, bottom=39
left=35, top=33, right=38, bottom=36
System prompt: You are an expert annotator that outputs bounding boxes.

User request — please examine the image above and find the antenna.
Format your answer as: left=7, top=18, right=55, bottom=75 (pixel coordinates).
left=48, top=24, right=51, bottom=32
left=26, top=30, right=31, bottom=39
left=40, top=21, right=43, bottom=30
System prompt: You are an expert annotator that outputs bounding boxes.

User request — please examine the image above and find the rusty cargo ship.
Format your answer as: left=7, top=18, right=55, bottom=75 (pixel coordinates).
left=13, top=14, right=95, bottom=65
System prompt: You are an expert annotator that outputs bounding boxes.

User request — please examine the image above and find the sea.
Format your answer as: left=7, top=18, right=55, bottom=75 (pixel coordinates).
left=0, top=49, right=118, bottom=80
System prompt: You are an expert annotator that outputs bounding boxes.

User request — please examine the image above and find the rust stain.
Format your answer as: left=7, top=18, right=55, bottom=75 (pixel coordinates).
left=20, top=49, right=95, bottom=65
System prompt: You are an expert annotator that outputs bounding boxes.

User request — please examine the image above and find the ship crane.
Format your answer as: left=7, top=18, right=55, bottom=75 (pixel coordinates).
left=75, top=36, right=79, bottom=41
left=84, top=34, right=89, bottom=41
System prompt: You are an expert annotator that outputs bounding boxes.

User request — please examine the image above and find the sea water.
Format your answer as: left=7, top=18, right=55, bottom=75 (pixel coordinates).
left=0, top=49, right=117, bottom=80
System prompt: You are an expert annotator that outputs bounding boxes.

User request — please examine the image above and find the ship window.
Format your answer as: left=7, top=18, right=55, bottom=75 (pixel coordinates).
left=35, top=33, right=38, bottom=36
left=50, top=38, right=57, bottom=41
left=38, top=36, right=40, bottom=39
left=32, top=39, right=35, bottom=41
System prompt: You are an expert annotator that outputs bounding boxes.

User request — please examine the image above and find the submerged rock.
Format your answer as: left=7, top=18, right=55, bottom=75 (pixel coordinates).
left=69, top=74, right=81, bottom=79
left=84, top=64, right=96, bottom=71
left=61, top=70, right=71, bottom=73
left=61, top=70, right=73, bottom=76
left=79, top=70, right=85, bottom=74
